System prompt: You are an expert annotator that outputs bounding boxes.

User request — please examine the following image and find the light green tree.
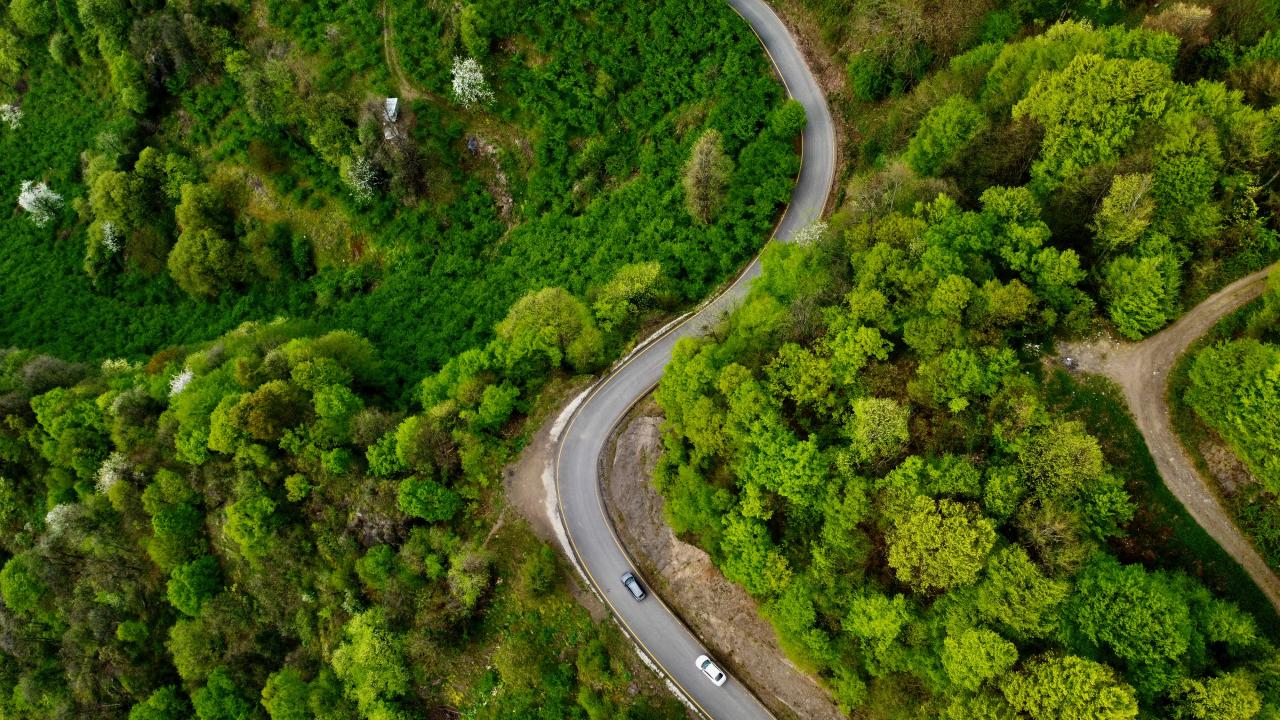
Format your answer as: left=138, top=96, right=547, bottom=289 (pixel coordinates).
left=1102, top=253, right=1178, bottom=339
left=843, top=590, right=913, bottom=676
left=261, top=668, right=312, bottom=720
left=10, top=0, right=56, bottom=36
left=1169, top=673, right=1263, bottom=720
left=168, top=227, right=248, bottom=299
left=1070, top=557, right=1194, bottom=698
left=1013, top=54, right=1173, bottom=190
left=495, top=287, right=602, bottom=375
left=167, top=555, right=222, bottom=617
left=720, top=512, right=791, bottom=597
left=1093, top=174, right=1155, bottom=251
left=905, top=96, right=988, bottom=176
left=1017, top=420, right=1104, bottom=501
left=976, top=546, right=1069, bottom=641
left=224, top=493, right=277, bottom=559
left=592, top=261, right=662, bottom=332
left=128, top=686, right=189, bottom=720
left=397, top=476, right=461, bottom=522
left=886, top=495, right=997, bottom=593
left=845, top=397, right=910, bottom=466
left=1003, top=655, right=1139, bottom=720
left=193, top=668, right=252, bottom=720
left=331, top=609, right=410, bottom=719
left=941, top=627, right=1018, bottom=692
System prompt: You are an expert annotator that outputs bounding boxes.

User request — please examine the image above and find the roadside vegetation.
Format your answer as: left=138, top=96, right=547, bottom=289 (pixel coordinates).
left=0, top=322, right=689, bottom=719
left=654, top=4, right=1280, bottom=717
left=1170, top=273, right=1280, bottom=573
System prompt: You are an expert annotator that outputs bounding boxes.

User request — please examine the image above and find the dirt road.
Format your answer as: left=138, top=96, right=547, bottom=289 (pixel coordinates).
left=1062, top=264, right=1280, bottom=612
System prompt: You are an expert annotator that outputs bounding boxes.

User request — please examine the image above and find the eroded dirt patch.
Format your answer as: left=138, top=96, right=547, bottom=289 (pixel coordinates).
left=1200, top=438, right=1257, bottom=498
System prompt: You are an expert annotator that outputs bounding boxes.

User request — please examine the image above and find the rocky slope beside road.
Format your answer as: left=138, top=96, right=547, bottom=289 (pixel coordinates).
left=604, top=408, right=845, bottom=720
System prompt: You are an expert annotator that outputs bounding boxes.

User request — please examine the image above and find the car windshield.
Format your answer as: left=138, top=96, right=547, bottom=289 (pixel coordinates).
left=700, top=659, right=712, bottom=671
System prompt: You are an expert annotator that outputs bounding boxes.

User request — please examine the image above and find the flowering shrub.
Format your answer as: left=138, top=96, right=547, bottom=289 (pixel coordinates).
left=17, top=180, right=62, bottom=227
left=790, top=220, right=828, bottom=246
left=96, top=452, right=127, bottom=494
left=343, top=155, right=377, bottom=202
left=101, top=221, right=120, bottom=254
left=451, top=56, right=493, bottom=107
left=0, top=103, right=19, bottom=129
left=169, top=368, right=194, bottom=396
left=44, top=503, right=77, bottom=536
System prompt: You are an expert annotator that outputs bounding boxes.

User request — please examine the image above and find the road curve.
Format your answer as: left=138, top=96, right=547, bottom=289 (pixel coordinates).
left=1064, top=263, right=1280, bottom=613
left=554, top=2, right=836, bottom=718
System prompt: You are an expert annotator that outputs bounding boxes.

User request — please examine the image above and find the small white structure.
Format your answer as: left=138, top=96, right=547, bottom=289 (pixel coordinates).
left=383, top=97, right=401, bottom=140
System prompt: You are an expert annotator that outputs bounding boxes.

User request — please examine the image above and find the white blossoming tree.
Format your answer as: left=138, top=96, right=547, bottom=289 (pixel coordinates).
left=169, top=368, right=194, bottom=396
left=17, top=180, right=63, bottom=227
left=96, top=452, right=127, bottom=495
left=342, top=155, right=377, bottom=203
left=790, top=219, right=828, bottom=246
left=451, top=56, right=493, bottom=108
left=101, top=221, right=120, bottom=254
left=0, top=103, right=19, bottom=130
left=44, top=503, right=78, bottom=536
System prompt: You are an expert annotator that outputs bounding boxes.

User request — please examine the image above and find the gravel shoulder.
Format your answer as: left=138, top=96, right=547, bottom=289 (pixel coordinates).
left=1061, top=263, right=1280, bottom=613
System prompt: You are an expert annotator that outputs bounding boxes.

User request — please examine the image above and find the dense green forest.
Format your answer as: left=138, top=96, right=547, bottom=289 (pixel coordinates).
left=1174, top=273, right=1280, bottom=572
left=0, top=320, right=691, bottom=718
left=8, top=0, right=1280, bottom=718
left=653, top=3, right=1280, bottom=718
left=0, top=0, right=806, bottom=717
left=0, top=0, right=797, bottom=387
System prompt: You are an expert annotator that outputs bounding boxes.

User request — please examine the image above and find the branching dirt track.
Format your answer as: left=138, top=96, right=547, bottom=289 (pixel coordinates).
left=1062, top=263, right=1280, bottom=612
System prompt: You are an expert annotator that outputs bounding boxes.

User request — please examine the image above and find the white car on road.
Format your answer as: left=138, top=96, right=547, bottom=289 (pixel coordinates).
left=695, top=654, right=728, bottom=686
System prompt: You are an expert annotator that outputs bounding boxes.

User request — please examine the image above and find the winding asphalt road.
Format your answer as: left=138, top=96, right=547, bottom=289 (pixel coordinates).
left=554, top=1, right=835, bottom=718
left=1063, top=263, right=1280, bottom=613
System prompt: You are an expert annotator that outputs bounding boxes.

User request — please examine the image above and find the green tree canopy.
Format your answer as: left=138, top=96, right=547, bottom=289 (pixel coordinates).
left=494, top=287, right=603, bottom=376
left=683, top=128, right=733, bottom=223
left=261, top=668, right=311, bottom=720
left=9, top=0, right=57, bottom=36
left=1169, top=673, right=1263, bottom=720
left=1003, top=655, right=1139, bottom=720
left=941, top=627, right=1018, bottom=692
left=168, top=227, right=249, bottom=299
left=192, top=667, right=252, bottom=720
left=886, top=496, right=997, bottom=593
left=976, top=546, right=1070, bottom=641
left=397, top=476, right=462, bottom=522
left=1070, top=558, right=1195, bottom=698
left=1013, top=53, right=1173, bottom=190
left=331, top=608, right=410, bottom=719
left=1101, top=253, right=1180, bottom=339
left=905, top=96, right=988, bottom=176
left=1093, top=174, right=1156, bottom=251
left=167, top=555, right=222, bottom=617
left=128, top=686, right=189, bottom=720
left=223, top=493, right=277, bottom=559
